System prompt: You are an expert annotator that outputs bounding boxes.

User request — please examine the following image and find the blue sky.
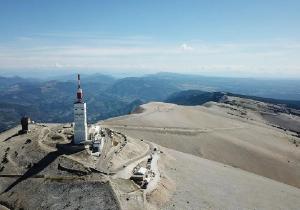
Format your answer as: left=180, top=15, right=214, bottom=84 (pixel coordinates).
left=0, top=0, right=300, bottom=78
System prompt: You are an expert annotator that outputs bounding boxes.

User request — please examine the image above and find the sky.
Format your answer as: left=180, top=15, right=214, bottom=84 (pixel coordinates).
left=0, top=0, right=300, bottom=78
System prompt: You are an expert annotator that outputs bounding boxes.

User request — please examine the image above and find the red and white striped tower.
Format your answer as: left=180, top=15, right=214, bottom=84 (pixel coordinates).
left=73, top=74, right=88, bottom=144
left=76, top=74, right=83, bottom=102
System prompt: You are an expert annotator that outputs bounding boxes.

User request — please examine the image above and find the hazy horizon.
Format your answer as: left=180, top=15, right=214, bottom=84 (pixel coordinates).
left=2, top=69, right=300, bottom=80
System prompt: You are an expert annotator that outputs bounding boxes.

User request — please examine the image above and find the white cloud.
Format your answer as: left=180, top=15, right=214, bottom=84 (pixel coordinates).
left=0, top=36, right=300, bottom=78
left=180, top=43, right=194, bottom=51
left=55, top=62, right=64, bottom=68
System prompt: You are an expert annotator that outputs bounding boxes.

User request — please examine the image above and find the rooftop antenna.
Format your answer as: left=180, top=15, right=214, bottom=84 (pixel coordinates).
left=76, top=74, right=83, bottom=102
left=78, top=74, right=81, bottom=89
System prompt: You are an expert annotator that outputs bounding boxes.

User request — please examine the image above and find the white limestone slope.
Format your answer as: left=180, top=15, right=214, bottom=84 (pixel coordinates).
left=103, top=101, right=300, bottom=209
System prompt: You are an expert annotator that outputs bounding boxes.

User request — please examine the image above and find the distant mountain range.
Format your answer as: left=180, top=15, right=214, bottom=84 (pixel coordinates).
left=0, top=72, right=300, bottom=132
left=166, top=89, right=300, bottom=110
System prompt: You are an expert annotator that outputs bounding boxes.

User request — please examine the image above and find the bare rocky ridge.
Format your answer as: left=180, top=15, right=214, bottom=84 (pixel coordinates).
left=159, top=147, right=300, bottom=210
left=103, top=99, right=300, bottom=209
left=0, top=122, right=159, bottom=210
left=0, top=124, right=120, bottom=210
left=224, top=96, right=300, bottom=133
left=103, top=101, right=300, bottom=188
left=1, top=96, right=300, bottom=209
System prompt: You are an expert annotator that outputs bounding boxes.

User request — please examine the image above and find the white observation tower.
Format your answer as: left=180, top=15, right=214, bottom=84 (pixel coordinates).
left=73, top=74, right=88, bottom=144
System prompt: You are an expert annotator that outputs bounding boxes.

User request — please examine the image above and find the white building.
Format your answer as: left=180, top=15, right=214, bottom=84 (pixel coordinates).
left=89, top=125, right=104, bottom=156
left=89, top=125, right=101, bottom=140
left=73, top=74, right=88, bottom=144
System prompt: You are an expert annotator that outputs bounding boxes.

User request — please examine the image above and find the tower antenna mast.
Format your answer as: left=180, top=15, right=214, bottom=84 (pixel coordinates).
left=76, top=74, right=83, bottom=102
left=78, top=74, right=81, bottom=89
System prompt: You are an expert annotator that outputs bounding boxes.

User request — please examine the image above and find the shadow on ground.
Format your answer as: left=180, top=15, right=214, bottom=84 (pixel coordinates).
left=3, top=133, right=20, bottom=142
